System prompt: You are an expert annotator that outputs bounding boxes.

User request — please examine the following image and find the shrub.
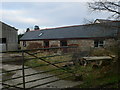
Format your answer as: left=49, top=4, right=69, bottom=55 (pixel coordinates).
left=90, top=48, right=112, bottom=56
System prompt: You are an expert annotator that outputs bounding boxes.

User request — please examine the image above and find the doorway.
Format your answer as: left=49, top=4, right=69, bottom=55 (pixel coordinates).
left=60, top=40, right=67, bottom=46
left=60, top=40, right=68, bottom=53
left=44, top=41, right=49, bottom=48
left=0, top=38, right=7, bottom=52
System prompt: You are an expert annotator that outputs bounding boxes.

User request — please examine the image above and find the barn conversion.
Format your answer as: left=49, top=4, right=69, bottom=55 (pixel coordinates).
left=20, top=20, right=120, bottom=51
left=0, top=21, right=18, bottom=52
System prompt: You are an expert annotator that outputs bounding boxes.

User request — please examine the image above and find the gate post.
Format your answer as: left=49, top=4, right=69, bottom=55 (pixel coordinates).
left=22, top=51, right=25, bottom=90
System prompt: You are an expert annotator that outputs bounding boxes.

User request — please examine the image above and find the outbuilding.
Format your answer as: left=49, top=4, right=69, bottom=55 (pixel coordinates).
left=20, top=20, right=120, bottom=51
left=0, top=21, right=18, bottom=52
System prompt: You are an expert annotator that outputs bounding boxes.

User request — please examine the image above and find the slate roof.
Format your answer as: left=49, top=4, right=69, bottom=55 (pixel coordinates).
left=20, top=21, right=120, bottom=41
left=0, top=21, right=18, bottom=31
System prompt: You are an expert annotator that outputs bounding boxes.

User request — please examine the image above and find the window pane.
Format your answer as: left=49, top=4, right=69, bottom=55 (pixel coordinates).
left=2, top=38, right=6, bottom=43
left=60, top=40, right=67, bottom=46
left=99, top=40, right=104, bottom=47
left=23, top=41, right=26, bottom=47
left=99, top=41, right=103, bottom=44
left=44, top=41, right=49, bottom=47
left=0, top=38, right=6, bottom=43
left=99, top=44, right=103, bottom=47
left=94, top=41, right=98, bottom=47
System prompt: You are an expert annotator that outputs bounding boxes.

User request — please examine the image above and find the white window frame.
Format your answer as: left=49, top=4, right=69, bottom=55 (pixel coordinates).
left=94, top=40, right=104, bottom=48
left=23, top=41, right=26, bottom=47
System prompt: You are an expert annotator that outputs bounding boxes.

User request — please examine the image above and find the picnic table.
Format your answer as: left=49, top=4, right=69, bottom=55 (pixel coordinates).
left=80, top=55, right=115, bottom=66
left=83, top=56, right=113, bottom=61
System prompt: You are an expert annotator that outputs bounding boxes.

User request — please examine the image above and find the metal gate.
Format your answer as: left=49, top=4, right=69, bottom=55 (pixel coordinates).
left=1, top=46, right=78, bottom=89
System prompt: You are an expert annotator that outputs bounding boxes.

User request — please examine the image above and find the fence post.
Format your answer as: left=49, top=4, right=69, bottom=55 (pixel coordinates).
left=22, top=51, right=25, bottom=90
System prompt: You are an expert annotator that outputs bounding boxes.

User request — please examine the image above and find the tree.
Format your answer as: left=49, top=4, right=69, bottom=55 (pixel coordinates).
left=34, top=25, right=40, bottom=30
left=88, top=0, right=120, bottom=19
left=26, top=28, right=30, bottom=32
left=18, top=34, right=24, bottom=44
left=83, top=18, right=95, bottom=24
left=88, top=0, right=120, bottom=74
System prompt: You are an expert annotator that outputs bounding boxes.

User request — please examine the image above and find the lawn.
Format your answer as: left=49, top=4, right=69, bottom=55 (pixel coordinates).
left=24, top=50, right=120, bottom=88
left=24, top=52, right=75, bottom=80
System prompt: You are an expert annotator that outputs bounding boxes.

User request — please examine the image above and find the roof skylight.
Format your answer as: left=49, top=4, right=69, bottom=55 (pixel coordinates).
left=38, top=33, right=43, bottom=37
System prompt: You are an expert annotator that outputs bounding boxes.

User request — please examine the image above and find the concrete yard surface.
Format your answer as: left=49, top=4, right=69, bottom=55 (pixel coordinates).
left=2, top=64, right=82, bottom=89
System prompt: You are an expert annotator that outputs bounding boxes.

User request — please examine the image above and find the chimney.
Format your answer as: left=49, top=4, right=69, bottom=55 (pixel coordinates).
left=34, top=25, right=40, bottom=30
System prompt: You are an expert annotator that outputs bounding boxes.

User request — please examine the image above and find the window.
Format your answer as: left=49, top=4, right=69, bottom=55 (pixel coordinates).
left=94, top=40, right=104, bottom=47
left=23, top=41, right=26, bottom=47
left=60, top=40, right=67, bottom=46
left=60, top=40, right=68, bottom=53
left=0, top=38, right=6, bottom=44
left=44, top=41, right=49, bottom=47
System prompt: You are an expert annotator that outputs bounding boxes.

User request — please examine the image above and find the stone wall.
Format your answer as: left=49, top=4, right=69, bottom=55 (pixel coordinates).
left=20, top=39, right=116, bottom=51
left=49, top=40, right=60, bottom=47
left=67, top=40, right=94, bottom=51
left=20, top=39, right=94, bottom=51
left=104, top=39, right=116, bottom=47
left=20, top=41, right=43, bottom=50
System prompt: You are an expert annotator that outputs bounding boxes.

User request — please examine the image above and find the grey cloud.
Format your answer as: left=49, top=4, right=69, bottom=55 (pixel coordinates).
left=2, top=2, right=112, bottom=34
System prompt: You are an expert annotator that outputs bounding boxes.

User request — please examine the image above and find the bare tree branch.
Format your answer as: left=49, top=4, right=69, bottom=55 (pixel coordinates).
left=88, top=0, right=120, bottom=19
left=101, top=2, right=120, bottom=14
left=108, top=2, right=120, bottom=7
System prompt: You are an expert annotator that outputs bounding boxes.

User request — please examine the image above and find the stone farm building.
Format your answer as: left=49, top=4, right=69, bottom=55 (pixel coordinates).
left=20, top=20, right=120, bottom=51
left=0, top=21, right=18, bottom=52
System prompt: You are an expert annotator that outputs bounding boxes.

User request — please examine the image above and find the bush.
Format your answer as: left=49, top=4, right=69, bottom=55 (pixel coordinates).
left=90, top=48, right=112, bottom=56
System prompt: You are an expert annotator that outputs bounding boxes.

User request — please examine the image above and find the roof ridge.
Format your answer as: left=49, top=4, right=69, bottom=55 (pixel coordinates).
left=28, top=21, right=120, bottom=32
left=29, top=23, right=96, bottom=32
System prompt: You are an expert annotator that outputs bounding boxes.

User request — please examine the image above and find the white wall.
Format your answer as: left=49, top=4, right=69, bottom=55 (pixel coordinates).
left=2, top=22, right=18, bottom=51
left=118, top=1, right=120, bottom=20
left=0, top=44, right=6, bottom=52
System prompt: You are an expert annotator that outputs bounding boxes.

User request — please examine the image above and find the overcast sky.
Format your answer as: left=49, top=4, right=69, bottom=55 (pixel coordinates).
left=1, top=2, right=113, bottom=34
